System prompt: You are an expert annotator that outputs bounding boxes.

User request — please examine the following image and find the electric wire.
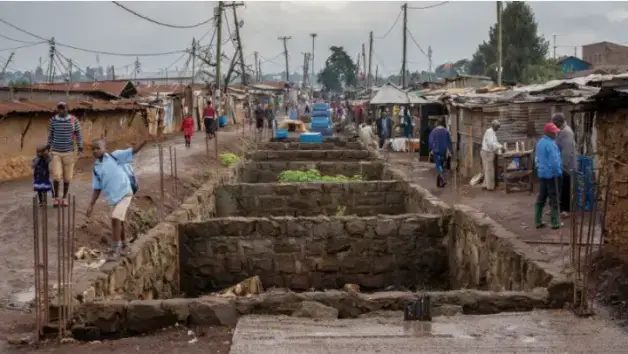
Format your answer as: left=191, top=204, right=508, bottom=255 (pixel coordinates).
left=0, top=16, right=189, bottom=57
left=259, top=52, right=284, bottom=66
left=408, top=1, right=450, bottom=10
left=0, top=33, right=41, bottom=45
left=374, top=8, right=402, bottom=40
left=407, top=28, right=427, bottom=57
left=0, top=41, right=47, bottom=52
left=111, top=1, right=213, bottom=29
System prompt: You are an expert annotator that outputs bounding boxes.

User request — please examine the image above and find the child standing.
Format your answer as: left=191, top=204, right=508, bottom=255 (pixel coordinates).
left=180, top=115, right=195, bottom=148
left=32, top=144, right=53, bottom=206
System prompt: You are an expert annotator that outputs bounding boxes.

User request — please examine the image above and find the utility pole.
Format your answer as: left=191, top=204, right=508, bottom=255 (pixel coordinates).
left=553, top=33, right=557, bottom=59
left=0, top=52, right=14, bottom=82
left=375, top=64, right=379, bottom=86
left=133, top=57, right=140, bottom=82
left=301, top=52, right=310, bottom=88
left=310, top=33, right=317, bottom=89
left=253, top=51, right=259, bottom=82
left=401, top=3, right=408, bottom=88
left=215, top=2, right=223, bottom=110
left=66, top=59, right=72, bottom=97
left=367, top=31, right=373, bottom=88
left=191, top=38, right=197, bottom=84
left=111, top=65, right=116, bottom=80
left=278, top=36, right=291, bottom=82
left=428, top=46, right=433, bottom=73
left=496, top=1, right=503, bottom=86
left=47, top=38, right=55, bottom=83
left=574, top=46, right=577, bottom=58
left=226, top=2, right=246, bottom=85
left=361, top=43, right=366, bottom=82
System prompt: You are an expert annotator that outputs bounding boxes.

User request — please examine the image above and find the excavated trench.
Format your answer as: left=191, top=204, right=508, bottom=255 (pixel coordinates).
left=70, top=136, right=573, bottom=340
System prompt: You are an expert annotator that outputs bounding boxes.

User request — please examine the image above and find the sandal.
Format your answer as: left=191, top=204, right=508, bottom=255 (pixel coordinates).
left=52, top=198, right=60, bottom=208
left=61, top=199, right=69, bottom=207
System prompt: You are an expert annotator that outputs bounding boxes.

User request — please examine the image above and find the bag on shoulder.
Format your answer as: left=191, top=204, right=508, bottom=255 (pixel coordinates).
left=93, top=154, right=139, bottom=195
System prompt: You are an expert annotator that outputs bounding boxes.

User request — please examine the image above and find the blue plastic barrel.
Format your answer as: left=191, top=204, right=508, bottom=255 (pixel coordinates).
left=218, top=115, right=228, bottom=127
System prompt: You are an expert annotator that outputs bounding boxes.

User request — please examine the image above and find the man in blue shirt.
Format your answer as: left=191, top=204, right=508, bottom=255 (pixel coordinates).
left=535, top=122, right=563, bottom=229
left=86, top=129, right=151, bottom=261
left=428, top=119, right=452, bottom=188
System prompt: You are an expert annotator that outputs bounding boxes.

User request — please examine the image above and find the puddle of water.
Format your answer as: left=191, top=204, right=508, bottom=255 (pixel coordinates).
left=9, top=286, right=35, bottom=306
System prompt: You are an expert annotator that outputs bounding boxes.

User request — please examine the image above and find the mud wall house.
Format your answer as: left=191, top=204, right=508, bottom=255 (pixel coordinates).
left=0, top=99, right=143, bottom=181
left=2, top=80, right=140, bottom=101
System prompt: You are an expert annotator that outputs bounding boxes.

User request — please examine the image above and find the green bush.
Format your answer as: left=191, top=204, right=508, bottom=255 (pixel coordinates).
left=219, top=153, right=240, bottom=167
left=278, top=169, right=362, bottom=183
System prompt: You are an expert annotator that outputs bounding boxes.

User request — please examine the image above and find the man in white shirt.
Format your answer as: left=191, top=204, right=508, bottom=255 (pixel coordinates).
left=481, top=120, right=503, bottom=190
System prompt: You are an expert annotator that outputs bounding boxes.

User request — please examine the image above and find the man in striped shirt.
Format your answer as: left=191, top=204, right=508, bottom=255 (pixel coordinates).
left=47, top=101, right=84, bottom=207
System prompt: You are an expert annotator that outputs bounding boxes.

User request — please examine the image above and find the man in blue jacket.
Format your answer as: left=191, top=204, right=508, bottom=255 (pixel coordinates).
left=535, top=122, right=563, bottom=229
left=428, top=119, right=452, bottom=188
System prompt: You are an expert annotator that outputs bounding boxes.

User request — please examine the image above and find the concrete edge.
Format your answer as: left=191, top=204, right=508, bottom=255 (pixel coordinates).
left=71, top=288, right=549, bottom=340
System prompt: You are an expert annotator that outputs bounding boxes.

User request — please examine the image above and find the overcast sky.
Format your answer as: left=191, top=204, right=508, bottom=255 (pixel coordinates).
left=1, top=1, right=628, bottom=78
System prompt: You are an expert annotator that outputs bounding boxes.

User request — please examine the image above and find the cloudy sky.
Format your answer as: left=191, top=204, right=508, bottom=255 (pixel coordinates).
left=1, top=1, right=627, bottom=78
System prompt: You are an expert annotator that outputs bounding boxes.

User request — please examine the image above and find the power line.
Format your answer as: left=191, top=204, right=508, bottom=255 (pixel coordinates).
left=111, top=1, right=213, bottom=29
left=408, top=1, right=450, bottom=10
left=0, top=16, right=189, bottom=57
left=259, top=52, right=285, bottom=66
left=0, top=33, right=40, bottom=45
left=0, top=41, right=46, bottom=52
left=407, top=28, right=427, bottom=57
left=374, top=9, right=402, bottom=40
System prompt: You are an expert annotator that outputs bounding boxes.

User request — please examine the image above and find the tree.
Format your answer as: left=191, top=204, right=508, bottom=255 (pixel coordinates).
left=468, top=1, right=549, bottom=84
left=317, top=46, right=357, bottom=92
left=522, top=58, right=564, bottom=84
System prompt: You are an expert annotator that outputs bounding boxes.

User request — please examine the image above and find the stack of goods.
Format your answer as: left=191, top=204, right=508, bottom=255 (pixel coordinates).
left=310, top=103, right=332, bottom=136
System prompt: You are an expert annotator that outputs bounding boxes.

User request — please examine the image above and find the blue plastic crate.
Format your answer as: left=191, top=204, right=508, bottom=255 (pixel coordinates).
left=313, top=103, right=329, bottom=111
left=311, top=118, right=330, bottom=128
left=311, top=111, right=330, bottom=119
left=299, top=132, right=323, bottom=143
left=275, top=129, right=288, bottom=139
left=310, top=126, right=333, bottom=137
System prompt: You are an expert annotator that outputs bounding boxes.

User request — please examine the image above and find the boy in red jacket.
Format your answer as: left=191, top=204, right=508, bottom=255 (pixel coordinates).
left=180, top=115, right=195, bottom=148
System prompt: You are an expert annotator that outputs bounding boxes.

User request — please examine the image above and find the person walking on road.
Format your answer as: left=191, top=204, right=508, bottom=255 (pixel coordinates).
left=552, top=113, right=577, bottom=218
left=47, top=101, right=83, bottom=207
left=428, top=119, right=452, bottom=188
left=86, top=128, right=152, bottom=262
left=32, top=144, right=53, bottom=206
left=254, top=104, right=265, bottom=135
left=375, top=107, right=393, bottom=150
left=180, top=115, right=195, bottom=148
left=203, top=100, right=216, bottom=140
left=534, top=123, right=563, bottom=230
left=480, top=120, right=503, bottom=190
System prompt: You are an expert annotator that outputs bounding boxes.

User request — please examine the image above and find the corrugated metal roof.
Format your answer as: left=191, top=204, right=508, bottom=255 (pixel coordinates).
left=27, top=80, right=136, bottom=98
left=0, top=99, right=141, bottom=116
left=370, top=82, right=430, bottom=105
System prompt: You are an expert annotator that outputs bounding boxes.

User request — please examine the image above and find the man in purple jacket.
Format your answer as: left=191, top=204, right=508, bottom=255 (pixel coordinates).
left=428, top=120, right=452, bottom=188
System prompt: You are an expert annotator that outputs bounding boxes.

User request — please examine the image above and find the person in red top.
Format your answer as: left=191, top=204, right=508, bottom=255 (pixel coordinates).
left=180, top=115, right=195, bottom=148
left=203, top=100, right=216, bottom=139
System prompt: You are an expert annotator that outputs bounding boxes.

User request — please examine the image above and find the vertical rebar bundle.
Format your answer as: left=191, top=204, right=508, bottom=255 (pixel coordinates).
left=158, top=144, right=165, bottom=219
left=32, top=194, right=75, bottom=341
left=169, top=145, right=179, bottom=203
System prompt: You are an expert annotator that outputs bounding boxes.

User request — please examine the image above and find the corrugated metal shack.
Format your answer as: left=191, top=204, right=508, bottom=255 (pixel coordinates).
left=581, top=73, right=628, bottom=256
left=435, top=81, right=599, bottom=179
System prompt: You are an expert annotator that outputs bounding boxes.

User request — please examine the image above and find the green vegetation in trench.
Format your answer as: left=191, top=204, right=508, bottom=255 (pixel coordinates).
left=278, top=169, right=362, bottom=183
left=219, top=153, right=240, bottom=167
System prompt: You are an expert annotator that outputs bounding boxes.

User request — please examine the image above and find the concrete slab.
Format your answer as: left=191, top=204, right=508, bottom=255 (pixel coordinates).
left=230, top=311, right=628, bottom=353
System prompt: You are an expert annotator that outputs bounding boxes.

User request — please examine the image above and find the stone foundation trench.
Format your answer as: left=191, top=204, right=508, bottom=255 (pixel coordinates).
left=68, top=136, right=573, bottom=341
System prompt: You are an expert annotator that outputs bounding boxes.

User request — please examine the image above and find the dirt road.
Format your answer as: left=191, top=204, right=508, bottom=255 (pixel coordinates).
left=0, top=127, right=254, bottom=351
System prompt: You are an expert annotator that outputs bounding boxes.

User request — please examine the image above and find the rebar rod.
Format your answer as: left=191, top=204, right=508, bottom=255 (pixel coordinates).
left=32, top=196, right=41, bottom=340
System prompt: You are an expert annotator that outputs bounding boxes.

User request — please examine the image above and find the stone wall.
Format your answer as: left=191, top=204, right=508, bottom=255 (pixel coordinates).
left=260, top=141, right=364, bottom=151
left=214, top=181, right=406, bottom=217
left=248, top=149, right=371, bottom=162
left=179, top=214, right=448, bottom=297
left=72, top=288, right=549, bottom=339
left=74, top=162, right=244, bottom=303
left=239, top=161, right=384, bottom=183
left=448, top=205, right=572, bottom=307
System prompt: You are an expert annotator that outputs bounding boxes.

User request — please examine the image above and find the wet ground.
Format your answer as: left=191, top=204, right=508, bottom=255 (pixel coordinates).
left=0, top=126, right=255, bottom=351
left=230, top=312, right=628, bottom=353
